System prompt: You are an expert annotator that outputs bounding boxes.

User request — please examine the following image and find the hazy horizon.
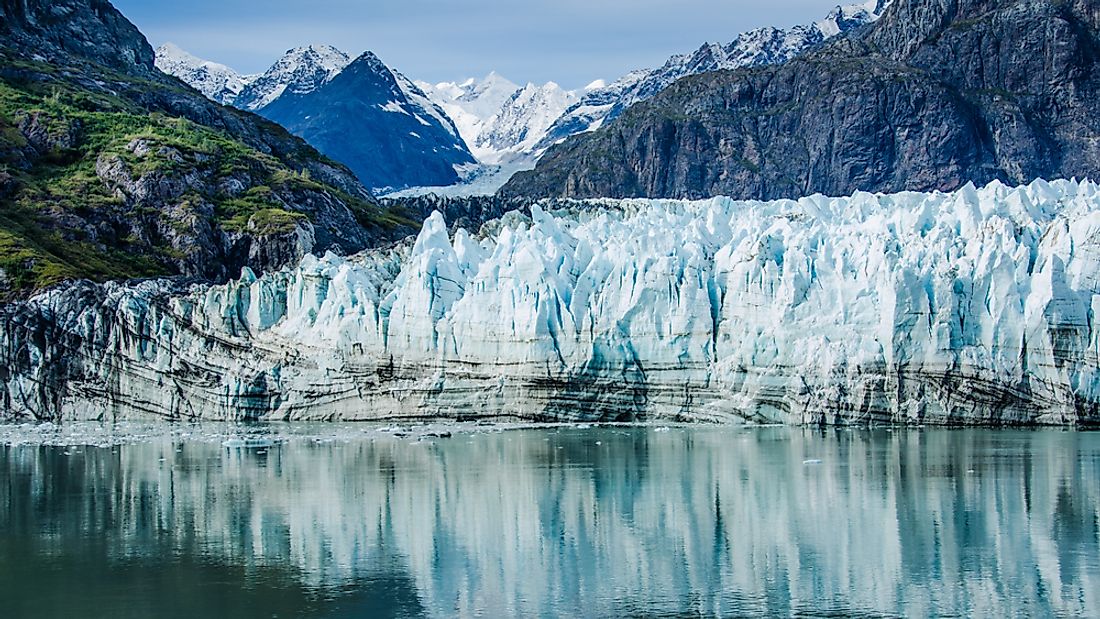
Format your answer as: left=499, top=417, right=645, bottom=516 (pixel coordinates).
left=114, top=0, right=852, bottom=90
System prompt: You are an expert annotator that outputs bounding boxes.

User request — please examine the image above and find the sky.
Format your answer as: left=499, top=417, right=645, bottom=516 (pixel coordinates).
left=113, top=0, right=849, bottom=90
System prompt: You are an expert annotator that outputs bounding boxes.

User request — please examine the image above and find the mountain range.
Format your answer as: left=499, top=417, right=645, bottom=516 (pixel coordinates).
left=503, top=0, right=1100, bottom=200
left=532, top=0, right=890, bottom=157
left=156, top=0, right=891, bottom=194
left=157, top=43, right=476, bottom=193
left=416, top=75, right=580, bottom=165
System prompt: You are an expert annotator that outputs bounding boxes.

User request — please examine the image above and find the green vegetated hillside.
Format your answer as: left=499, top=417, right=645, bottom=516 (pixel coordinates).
left=0, top=0, right=420, bottom=301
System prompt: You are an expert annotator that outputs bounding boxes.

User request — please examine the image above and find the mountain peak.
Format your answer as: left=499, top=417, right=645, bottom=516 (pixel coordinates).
left=349, top=50, right=388, bottom=73
left=154, top=42, right=248, bottom=105
left=234, top=44, right=351, bottom=111
left=256, top=47, right=475, bottom=193
left=156, top=42, right=189, bottom=57
left=474, top=80, right=578, bottom=164
left=284, top=44, right=351, bottom=68
left=481, top=71, right=513, bottom=85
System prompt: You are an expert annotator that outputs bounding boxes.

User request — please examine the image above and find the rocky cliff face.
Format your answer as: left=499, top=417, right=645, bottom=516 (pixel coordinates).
left=4, top=179, right=1100, bottom=426
left=0, top=0, right=412, bottom=298
left=503, top=0, right=1100, bottom=200
left=0, top=0, right=156, bottom=74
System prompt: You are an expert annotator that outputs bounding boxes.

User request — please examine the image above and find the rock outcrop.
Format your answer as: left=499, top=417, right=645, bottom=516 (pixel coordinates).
left=503, top=0, right=1100, bottom=200
left=4, top=179, right=1100, bottom=425
left=0, top=0, right=156, bottom=74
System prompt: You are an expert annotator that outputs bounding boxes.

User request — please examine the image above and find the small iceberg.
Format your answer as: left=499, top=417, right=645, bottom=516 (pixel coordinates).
left=222, top=437, right=276, bottom=449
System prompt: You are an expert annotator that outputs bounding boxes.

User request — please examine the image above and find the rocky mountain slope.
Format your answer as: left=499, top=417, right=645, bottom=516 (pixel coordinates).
left=406, top=0, right=886, bottom=174
left=257, top=52, right=477, bottom=193
left=504, top=0, right=1100, bottom=199
left=0, top=0, right=414, bottom=299
left=4, top=179, right=1100, bottom=425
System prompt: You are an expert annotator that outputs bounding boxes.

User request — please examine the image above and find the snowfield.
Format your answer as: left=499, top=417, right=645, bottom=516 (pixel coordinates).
left=5, top=179, right=1100, bottom=425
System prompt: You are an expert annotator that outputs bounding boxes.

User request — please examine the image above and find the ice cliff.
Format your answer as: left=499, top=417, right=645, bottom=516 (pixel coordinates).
left=4, top=179, right=1100, bottom=425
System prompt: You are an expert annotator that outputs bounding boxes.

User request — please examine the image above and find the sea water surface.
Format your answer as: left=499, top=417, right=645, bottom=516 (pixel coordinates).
left=0, top=423, right=1097, bottom=618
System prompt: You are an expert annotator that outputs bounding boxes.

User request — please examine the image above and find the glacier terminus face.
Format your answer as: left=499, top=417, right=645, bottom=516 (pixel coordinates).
left=4, top=179, right=1100, bottom=425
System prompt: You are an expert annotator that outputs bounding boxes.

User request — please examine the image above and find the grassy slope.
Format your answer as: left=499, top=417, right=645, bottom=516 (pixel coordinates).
left=0, top=59, right=413, bottom=296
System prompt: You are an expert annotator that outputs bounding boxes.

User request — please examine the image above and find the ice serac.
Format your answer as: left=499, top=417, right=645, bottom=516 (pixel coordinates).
left=5, top=179, right=1100, bottom=426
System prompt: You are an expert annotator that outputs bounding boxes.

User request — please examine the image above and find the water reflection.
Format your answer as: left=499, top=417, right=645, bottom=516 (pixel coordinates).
left=1, top=427, right=1098, bottom=618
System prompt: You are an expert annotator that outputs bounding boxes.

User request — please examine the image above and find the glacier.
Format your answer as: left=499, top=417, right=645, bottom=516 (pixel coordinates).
left=4, top=179, right=1100, bottom=425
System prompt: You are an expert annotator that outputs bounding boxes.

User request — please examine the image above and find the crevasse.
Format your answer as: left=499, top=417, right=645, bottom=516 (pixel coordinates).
left=4, top=178, right=1100, bottom=424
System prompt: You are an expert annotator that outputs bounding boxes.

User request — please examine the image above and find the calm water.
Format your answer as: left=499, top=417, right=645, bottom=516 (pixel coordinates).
left=0, top=424, right=1098, bottom=618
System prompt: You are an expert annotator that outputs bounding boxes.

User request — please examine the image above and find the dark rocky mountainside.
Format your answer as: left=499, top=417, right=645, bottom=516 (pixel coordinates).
left=503, top=0, right=1100, bottom=200
left=0, top=0, right=418, bottom=299
left=0, top=0, right=155, bottom=73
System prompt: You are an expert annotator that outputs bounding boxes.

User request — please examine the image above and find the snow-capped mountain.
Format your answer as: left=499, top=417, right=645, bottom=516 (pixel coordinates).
left=407, top=0, right=890, bottom=191
left=416, top=72, right=520, bottom=156
left=154, top=43, right=252, bottom=105
left=151, top=43, right=473, bottom=193
left=233, top=44, right=350, bottom=111
left=258, top=51, right=476, bottom=193
left=536, top=0, right=890, bottom=153
left=154, top=0, right=887, bottom=195
left=407, top=74, right=580, bottom=194
left=418, top=75, right=579, bottom=164
left=474, top=82, right=577, bottom=164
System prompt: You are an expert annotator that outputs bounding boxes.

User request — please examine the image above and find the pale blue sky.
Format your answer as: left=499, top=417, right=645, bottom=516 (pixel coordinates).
left=114, top=0, right=845, bottom=89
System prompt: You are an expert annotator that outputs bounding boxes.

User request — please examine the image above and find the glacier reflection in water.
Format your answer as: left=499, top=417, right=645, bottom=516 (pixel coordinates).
left=1, top=426, right=1099, bottom=618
